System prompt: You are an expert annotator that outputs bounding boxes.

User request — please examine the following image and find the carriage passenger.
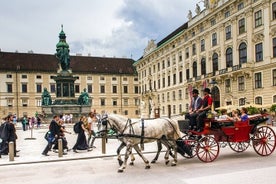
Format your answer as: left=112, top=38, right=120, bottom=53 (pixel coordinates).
left=235, top=107, right=248, bottom=122
left=185, top=89, right=202, bottom=130
left=196, top=88, right=213, bottom=132
left=218, top=109, right=231, bottom=120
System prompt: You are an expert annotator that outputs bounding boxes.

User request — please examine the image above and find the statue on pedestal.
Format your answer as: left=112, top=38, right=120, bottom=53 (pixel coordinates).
left=56, top=25, right=71, bottom=71
left=78, top=88, right=90, bottom=105
left=42, top=88, right=52, bottom=106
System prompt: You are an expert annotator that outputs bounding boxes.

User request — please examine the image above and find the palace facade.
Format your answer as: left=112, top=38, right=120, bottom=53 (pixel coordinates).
left=0, top=51, right=139, bottom=119
left=135, top=0, right=276, bottom=118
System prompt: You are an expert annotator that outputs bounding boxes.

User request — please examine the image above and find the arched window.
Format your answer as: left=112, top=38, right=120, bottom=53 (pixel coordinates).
left=226, top=48, right=233, bottom=67
left=239, top=42, right=247, bottom=64
left=201, top=58, right=206, bottom=75
left=192, top=61, right=197, bottom=78
left=255, top=96, right=262, bottom=105
left=272, top=2, right=276, bottom=20
left=212, top=53, right=218, bottom=73
left=273, top=95, right=276, bottom=103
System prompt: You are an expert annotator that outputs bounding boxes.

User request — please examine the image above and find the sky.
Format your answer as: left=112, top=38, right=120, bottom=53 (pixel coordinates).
left=0, top=0, right=202, bottom=60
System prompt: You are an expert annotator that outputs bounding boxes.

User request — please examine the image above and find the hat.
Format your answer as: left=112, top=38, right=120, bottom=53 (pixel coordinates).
left=203, top=88, right=211, bottom=94
left=192, top=89, right=199, bottom=94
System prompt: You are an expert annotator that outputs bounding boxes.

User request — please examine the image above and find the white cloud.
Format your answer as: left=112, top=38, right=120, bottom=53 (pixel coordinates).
left=0, top=0, right=200, bottom=60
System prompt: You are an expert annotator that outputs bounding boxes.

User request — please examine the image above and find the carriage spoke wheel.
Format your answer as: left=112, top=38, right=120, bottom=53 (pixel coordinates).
left=252, top=126, right=276, bottom=156
left=181, top=135, right=197, bottom=158
left=228, top=141, right=250, bottom=153
left=196, top=136, right=219, bottom=162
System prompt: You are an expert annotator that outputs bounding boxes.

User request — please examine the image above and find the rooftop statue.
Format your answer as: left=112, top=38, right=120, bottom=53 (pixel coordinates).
left=42, top=88, right=52, bottom=106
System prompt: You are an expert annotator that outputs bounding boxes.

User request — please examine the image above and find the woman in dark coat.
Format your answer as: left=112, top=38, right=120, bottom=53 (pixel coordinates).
left=72, top=116, right=91, bottom=152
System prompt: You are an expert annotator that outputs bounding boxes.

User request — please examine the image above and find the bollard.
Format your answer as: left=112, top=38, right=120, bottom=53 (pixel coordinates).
left=102, top=135, right=106, bottom=154
left=9, top=142, right=14, bottom=161
left=58, top=139, right=63, bottom=157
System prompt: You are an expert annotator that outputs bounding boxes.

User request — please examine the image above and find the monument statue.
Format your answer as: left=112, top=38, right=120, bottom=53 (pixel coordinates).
left=78, top=88, right=90, bottom=105
left=56, top=25, right=70, bottom=71
left=42, top=88, right=52, bottom=106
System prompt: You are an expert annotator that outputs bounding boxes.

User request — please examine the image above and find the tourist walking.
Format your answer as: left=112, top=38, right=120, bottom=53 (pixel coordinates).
left=42, top=115, right=61, bottom=156
left=87, top=112, right=97, bottom=149
left=72, top=116, right=91, bottom=152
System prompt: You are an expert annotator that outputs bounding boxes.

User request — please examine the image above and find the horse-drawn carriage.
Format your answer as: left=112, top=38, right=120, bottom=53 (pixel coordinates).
left=178, top=114, right=276, bottom=162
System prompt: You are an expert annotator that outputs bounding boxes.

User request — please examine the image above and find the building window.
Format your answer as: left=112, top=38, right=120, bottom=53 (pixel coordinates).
left=100, top=85, right=105, bottom=93
left=225, top=79, right=231, bottom=93
left=123, top=99, right=128, bottom=106
left=186, top=69, right=190, bottom=80
left=36, top=75, right=42, bottom=79
left=273, top=38, right=276, bottom=57
left=179, top=104, right=182, bottom=114
left=87, top=76, right=92, bottom=80
left=172, top=91, right=176, bottom=101
left=173, top=74, right=176, bottom=85
left=7, top=74, right=12, bottom=78
left=112, top=99, right=117, bottom=106
left=273, top=69, right=276, bottom=86
left=239, top=98, right=246, bottom=106
left=123, top=86, right=128, bottom=93
left=238, top=2, right=244, bottom=10
left=225, top=25, right=231, bottom=40
left=22, top=84, right=27, bottom=93
left=178, top=51, right=183, bottom=61
left=162, top=93, right=165, bottom=102
left=273, top=2, right=276, bottom=20
left=255, top=43, right=263, bottom=62
left=37, top=99, right=41, bottom=107
left=239, top=42, right=247, bottom=64
left=124, top=110, right=128, bottom=116
left=7, top=83, right=12, bottom=93
left=179, top=71, right=183, bottom=83
left=162, top=60, right=165, bottom=69
left=238, top=76, right=245, bottom=91
left=167, top=76, right=170, bottom=87
left=185, top=88, right=188, bottom=99
left=87, top=84, right=92, bottom=93
left=167, top=92, right=170, bottom=102
left=7, top=99, right=13, bottom=107
left=211, top=18, right=216, bottom=26
left=225, top=11, right=230, bottom=18
left=22, top=99, right=28, bottom=107
left=255, top=10, right=262, bottom=27
left=100, top=98, right=105, bottom=106
left=22, top=74, right=27, bottom=79
left=162, top=77, right=165, bottom=88
left=255, top=96, right=262, bottom=105
left=75, top=84, right=80, bottom=93
left=274, top=95, right=276, bottom=103
left=192, top=44, right=196, bottom=55
left=238, top=18, right=245, bottom=34
left=134, top=86, right=139, bottom=93
left=192, top=61, right=197, bottom=78
left=185, top=47, right=189, bottom=59
left=212, top=53, right=218, bottom=73
left=113, top=86, right=117, bottom=93
left=201, top=58, right=206, bottom=75
left=50, top=84, right=55, bottom=93
left=100, top=76, right=105, bottom=80
left=200, top=39, right=205, bottom=52
left=178, top=90, right=182, bottom=100
left=212, top=33, right=217, bottom=46
left=255, top=72, right=262, bottom=89
left=226, top=48, right=233, bottom=67
left=36, top=84, right=42, bottom=93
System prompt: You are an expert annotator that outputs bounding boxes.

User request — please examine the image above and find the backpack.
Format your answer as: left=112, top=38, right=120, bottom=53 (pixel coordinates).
left=0, top=122, right=8, bottom=140
left=73, top=122, right=81, bottom=133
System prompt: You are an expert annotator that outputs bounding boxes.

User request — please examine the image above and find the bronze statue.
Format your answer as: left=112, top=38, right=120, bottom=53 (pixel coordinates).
left=56, top=47, right=70, bottom=71
left=42, top=88, right=52, bottom=106
left=78, top=88, right=90, bottom=105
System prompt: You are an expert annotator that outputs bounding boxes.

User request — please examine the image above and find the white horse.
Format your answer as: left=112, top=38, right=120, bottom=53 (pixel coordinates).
left=102, top=114, right=181, bottom=173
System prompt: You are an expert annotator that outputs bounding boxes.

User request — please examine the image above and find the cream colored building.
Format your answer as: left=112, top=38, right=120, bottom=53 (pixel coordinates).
left=135, top=0, right=276, bottom=118
left=0, top=52, right=139, bottom=119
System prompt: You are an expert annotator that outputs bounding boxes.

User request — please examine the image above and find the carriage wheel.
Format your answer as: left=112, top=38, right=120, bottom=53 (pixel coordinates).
left=252, top=126, right=276, bottom=156
left=196, top=136, right=219, bottom=162
left=181, top=135, right=197, bottom=158
left=228, top=141, right=250, bottom=153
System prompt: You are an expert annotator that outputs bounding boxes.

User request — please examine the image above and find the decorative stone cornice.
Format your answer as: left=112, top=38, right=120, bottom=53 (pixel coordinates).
left=252, top=33, right=264, bottom=43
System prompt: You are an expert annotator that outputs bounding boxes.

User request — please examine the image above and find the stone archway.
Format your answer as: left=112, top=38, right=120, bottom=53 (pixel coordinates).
left=211, top=86, right=220, bottom=110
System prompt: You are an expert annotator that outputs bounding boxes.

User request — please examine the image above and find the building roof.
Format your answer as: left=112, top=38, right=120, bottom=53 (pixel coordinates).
left=0, top=51, right=136, bottom=75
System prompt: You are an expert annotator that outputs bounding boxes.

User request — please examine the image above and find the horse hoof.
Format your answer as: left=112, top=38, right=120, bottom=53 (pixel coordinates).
left=145, top=165, right=151, bottom=169
left=118, top=160, right=123, bottom=166
left=171, top=163, right=177, bottom=167
left=165, top=160, right=169, bottom=165
left=151, top=160, right=156, bottom=164
left=118, top=169, right=124, bottom=173
left=129, top=162, right=134, bottom=166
